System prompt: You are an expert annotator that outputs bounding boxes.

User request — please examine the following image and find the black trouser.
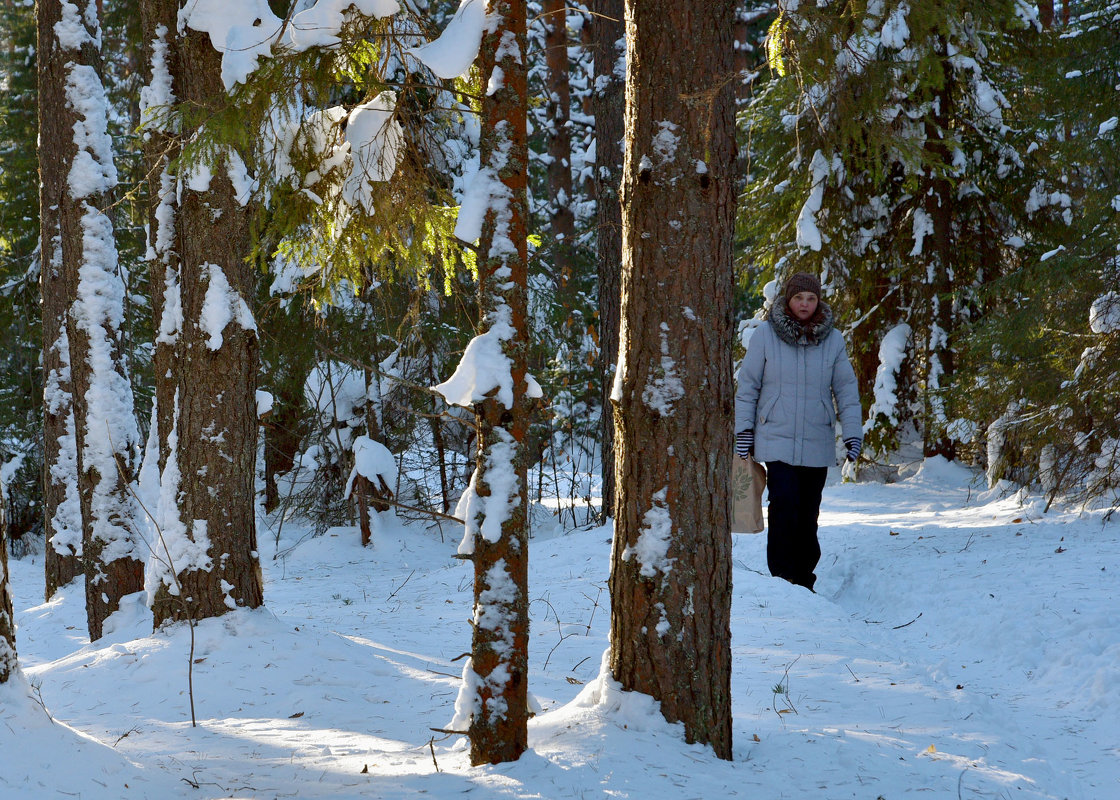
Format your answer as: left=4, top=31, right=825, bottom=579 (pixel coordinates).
left=765, top=460, right=828, bottom=591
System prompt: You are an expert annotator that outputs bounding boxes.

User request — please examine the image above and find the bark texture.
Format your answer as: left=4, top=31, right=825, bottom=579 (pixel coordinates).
left=464, top=0, right=532, bottom=766
left=609, top=0, right=737, bottom=759
left=139, top=0, right=181, bottom=478
left=591, top=0, right=625, bottom=520
left=38, top=0, right=82, bottom=599
left=0, top=476, right=16, bottom=683
left=56, top=0, right=146, bottom=642
left=150, top=24, right=263, bottom=625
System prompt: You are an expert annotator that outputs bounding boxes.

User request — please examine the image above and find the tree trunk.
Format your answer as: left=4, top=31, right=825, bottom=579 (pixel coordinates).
left=49, top=0, right=147, bottom=642
left=609, top=0, right=737, bottom=760
left=38, top=0, right=83, bottom=599
left=262, top=395, right=303, bottom=513
left=591, top=0, right=624, bottom=520
left=150, top=22, right=263, bottom=625
left=0, top=475, right=16, bottom=684
left=458, top=0, right=532, bottom=766
left=919, top=43, right=956, bottom=460
left=139, top=0, right=181, bottom=479
left=544, top=0, right=575, bottom=282
left=1038, top=0, right=1054, bottom=29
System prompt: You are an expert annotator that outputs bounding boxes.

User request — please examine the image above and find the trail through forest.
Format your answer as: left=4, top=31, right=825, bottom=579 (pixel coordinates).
left=2, top=458, right=1116, bottom=799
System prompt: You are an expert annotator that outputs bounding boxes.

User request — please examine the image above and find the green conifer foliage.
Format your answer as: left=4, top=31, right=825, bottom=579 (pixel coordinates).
left=0, top=0, right=45, bottom=547
left=739, top=0, right=1038, bottom=458
left=161, top=3, right=488, bottom=525
left=955, top=1, right=1120, bottom=505
left=173, top=8, right=473, bottom=299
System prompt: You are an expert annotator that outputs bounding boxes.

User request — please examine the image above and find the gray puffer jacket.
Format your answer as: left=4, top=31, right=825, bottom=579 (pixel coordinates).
left=735, top=302, right=862, bottom=468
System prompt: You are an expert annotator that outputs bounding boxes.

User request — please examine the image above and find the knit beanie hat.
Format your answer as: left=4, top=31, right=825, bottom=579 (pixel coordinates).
left=783, top=272, right=822, bottom=306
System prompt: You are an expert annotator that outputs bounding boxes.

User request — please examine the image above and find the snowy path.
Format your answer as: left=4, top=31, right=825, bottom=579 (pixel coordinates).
left=2, top=458, right=1116, bottom=799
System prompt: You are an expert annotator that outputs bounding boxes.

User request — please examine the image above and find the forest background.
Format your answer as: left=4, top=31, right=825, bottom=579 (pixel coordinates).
left=0, top=0, right=1118, bottom=760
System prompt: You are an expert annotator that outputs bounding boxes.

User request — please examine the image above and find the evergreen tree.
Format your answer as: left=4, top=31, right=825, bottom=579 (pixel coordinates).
left=147, top=2, right=266, bottom=624
left=0, top=0, right=44, bottom=553
left=137, top=0, right=179, bottom=481
left=522, top=1, right=599, bottom=526
left=437, top=0, right=535, bottom=765
left=37, top=0, right=86, bottom=598
left=51, top=0, right=147, bottom=640
left=740, top=0, right=1039, bottom=459
left=609, top=0, right=737, bottom=760
left=590, top=0, right=624, bottom=519
left=956, top=0, right=1120, bottom=505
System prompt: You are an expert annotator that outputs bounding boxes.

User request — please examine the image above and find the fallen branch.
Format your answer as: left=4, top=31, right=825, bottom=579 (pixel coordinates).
left=893, top=612, right=923, bottom=630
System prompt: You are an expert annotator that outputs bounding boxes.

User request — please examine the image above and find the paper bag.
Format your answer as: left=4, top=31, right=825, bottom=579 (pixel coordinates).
left=731, top=455, right=766, bottom=533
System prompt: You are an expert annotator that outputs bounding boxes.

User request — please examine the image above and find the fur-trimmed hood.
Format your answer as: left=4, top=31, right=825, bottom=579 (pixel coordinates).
left=768, top=300, right=835, bottom=346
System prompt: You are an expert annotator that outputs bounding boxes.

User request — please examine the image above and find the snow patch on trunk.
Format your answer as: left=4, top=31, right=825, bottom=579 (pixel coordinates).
left=199, top=263, right=256, bottom=351
left=622, top=487, right=674, bottom=578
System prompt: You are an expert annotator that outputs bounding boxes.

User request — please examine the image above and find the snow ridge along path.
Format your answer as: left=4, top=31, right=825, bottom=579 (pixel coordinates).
left=2, top=456, right=1116, bottom=799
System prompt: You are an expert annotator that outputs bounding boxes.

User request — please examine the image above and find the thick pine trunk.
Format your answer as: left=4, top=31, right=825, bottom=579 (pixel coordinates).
left=591, top=0, right=624, bottom=520
left=38, top=0, right=83, bottom=599
left=53, top=0, right=146, bottom=642
left=463, top=0, right=532, bottom=766
left=151, top=24, right=263, bottom=625
left=609, top=0, right=736, bottom=760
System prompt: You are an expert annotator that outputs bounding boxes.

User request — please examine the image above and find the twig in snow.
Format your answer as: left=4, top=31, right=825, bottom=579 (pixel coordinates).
left=893, top=612, right=923, bottom=630
left=29, top=679, right=54, bottom=723
left=772, top=656, right=800, bottom=721
left=581, top=586, right=604, bottom=634
left=425, top=667, right=461, bottom=680
left=113, top=725, right=142, bottom=746
left=386, top=570, right=416, bottom=602
left=429, top=737, right=441, bottom=772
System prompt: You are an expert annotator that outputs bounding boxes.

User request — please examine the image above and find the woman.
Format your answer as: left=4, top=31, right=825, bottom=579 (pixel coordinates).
left=735, top=272, right=863, bottom=591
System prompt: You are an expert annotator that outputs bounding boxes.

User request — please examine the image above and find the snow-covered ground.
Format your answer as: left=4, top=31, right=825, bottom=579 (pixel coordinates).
left=2, top=457, right=1117, bottom=799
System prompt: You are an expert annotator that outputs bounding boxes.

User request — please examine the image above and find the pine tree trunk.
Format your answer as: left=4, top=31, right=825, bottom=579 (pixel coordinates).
left=609, top=0, right=736, bottom=760
left=50, top=0, right=147, bottom=642
left=591, top=0, right=624, bottom=520
left=139, top=0, right=181, bottom=478
left=544, top=0, right=575, bottom=280
left=1038, top=0, right=1055, bottom=29
left=151, top=23, right=263, bottom=625
left=262, top=396, right=303, bottom=513
left=0, top=476, right=16, bottom=684
left=919, top=43, right=956, bottom=460
left=38, top=0, right=83, bottom=599
left=462, top=0, right=532, bottom=766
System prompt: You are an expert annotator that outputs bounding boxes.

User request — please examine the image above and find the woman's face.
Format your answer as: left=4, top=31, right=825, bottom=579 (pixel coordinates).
left=788, top=291, right=819, bottom=321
